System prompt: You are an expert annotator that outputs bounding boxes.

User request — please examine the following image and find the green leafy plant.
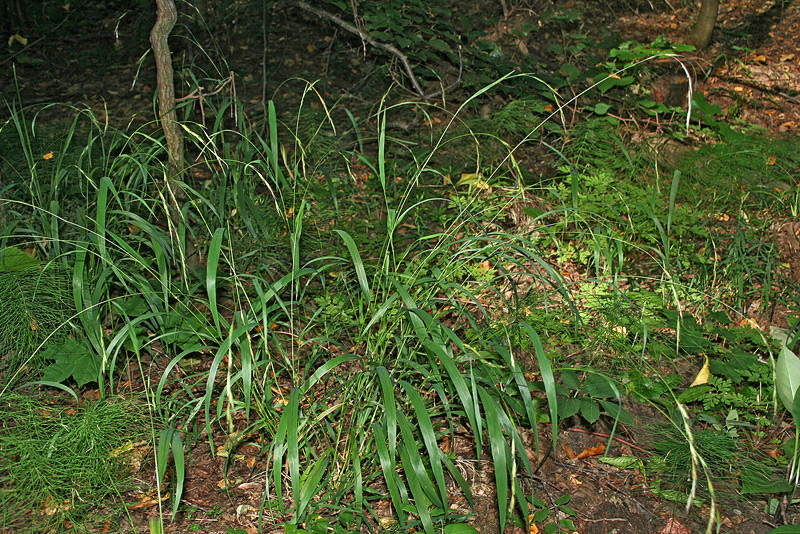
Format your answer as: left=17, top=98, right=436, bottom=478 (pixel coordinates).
left=557, top=370, right=633, bottom=426
left=39, top=337, right=102, bottom=388
left=527, top=494, right=578, bottom=534
left=774, top=328, right=800, bottom=490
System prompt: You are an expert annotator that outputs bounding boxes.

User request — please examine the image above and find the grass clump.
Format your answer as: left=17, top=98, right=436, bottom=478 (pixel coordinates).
left=0, top=247, right=71, bottom=389
left=0, top=393, right=144, bottom=532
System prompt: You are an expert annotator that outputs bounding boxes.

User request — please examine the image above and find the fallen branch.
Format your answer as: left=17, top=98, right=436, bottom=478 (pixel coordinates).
left=291, top=0, right=430, bottom=101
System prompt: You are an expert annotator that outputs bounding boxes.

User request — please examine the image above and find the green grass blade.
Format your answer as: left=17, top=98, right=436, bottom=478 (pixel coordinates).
left=398, top=379, right=447, bottom=509
left=334, top=229, right=371, bottom=305
left=205, top=227, right=225, bottom=337
left=285, top=388, right=301, bottom=519
left=155, top=428, right=185, bottom=521
left=423, top=338, right=482, bottom=459
left=204, top=337, right=234, bottom=451
left=94, top=176, right=114, bottom=259
left=363, top=292, right=400, bottom=332
left=299, top=354, right=358, bottom=395
left=343, top=107, right=364, bottom=153
left=518, top=322, right=557, bottom=451
left=352, top=431, right=364, bottom=514
left=377, top=366, right=398, bottom=458
left=477, top=386, right=508, bottom=533
left=373, top=422, right=407, bottom=527
left=667, top=170, right=681, bottom=237
left=297, top=456, right=330, bottom=521
left=19, top=381, right=78, bottom=401
left=397, top=413, right=435, bottom=534
left=440, top=449, right=473, bottom=507
left=156, top=428, right=171, bottom=494
left=49, top=200, right=61, bottom=260
left=290, top=200, right=307, bottom=284
left=170, top=430, right=185, bottom=519
left=241, top=328, right=254, bottom=422
left=377, top=104, right=387, bottom=193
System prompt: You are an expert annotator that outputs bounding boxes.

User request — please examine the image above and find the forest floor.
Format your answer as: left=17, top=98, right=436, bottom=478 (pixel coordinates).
left=2, top=1, right=800, bottom=533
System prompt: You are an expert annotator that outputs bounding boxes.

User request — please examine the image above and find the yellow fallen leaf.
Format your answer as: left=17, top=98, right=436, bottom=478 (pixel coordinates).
left=8, top=34, right=27, bottom=46
left=457, top=173, right=490, bottom=189
left=739, top=317, right=759, bottom=329
left=690, top=355, right=710, bottom=387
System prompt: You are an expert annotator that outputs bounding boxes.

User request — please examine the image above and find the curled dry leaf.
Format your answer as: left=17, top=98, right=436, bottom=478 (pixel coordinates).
left=576, top=443, right=606, bottom=459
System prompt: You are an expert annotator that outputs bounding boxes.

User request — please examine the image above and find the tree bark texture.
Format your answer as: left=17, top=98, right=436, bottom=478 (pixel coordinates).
left=687, top=0, right=720, bottom=50
left=150, top=0, right=185, bottom=194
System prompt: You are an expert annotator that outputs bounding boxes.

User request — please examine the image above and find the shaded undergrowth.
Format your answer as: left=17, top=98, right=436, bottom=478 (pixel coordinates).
left=0, top=70, right=798, bottom=533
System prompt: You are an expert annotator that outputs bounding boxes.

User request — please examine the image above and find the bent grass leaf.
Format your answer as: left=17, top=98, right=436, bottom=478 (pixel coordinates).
left=334, top=229, right=371, bottom=305
left=599, top=455, right=644, bottom=470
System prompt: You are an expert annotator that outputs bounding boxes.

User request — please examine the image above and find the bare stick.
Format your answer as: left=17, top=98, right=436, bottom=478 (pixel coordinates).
left=291, top=0, right=430, bottom=101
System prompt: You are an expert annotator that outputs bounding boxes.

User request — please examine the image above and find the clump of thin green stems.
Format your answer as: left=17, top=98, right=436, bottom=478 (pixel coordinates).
left=0, top=393, right=143, bottom=532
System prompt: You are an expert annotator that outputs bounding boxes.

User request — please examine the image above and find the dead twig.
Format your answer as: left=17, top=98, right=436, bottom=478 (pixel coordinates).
left=290, top=0, right=430, bottom=101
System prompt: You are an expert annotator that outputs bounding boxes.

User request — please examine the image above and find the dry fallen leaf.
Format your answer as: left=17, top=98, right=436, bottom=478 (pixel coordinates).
left=689, top=355, right=710, bottom=387
left=739, top=318, right=759, bottom=329
left=130, top=491, right=168, bottom=510
left=661, top=517, right=690, bottom=534
left=576, top=443, right=606, bottom=459
left=8, top=33, right=27, bottom=46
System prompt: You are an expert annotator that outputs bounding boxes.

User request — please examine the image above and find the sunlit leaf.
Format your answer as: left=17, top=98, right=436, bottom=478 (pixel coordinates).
left=689, top=355, right=710, bottom=387
left=776, top=343, right=800, bottom=413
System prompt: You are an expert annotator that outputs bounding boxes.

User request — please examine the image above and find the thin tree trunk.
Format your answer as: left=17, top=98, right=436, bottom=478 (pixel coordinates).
left=687, top=0, right=720, bottom=50
left=150, top=0, right=184, bottom=200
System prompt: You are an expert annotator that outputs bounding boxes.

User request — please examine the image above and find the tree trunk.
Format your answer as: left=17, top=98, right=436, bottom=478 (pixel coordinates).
left=150, top=0, right=184, bottom=199
left=687, top=0, right=720, bottom=50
